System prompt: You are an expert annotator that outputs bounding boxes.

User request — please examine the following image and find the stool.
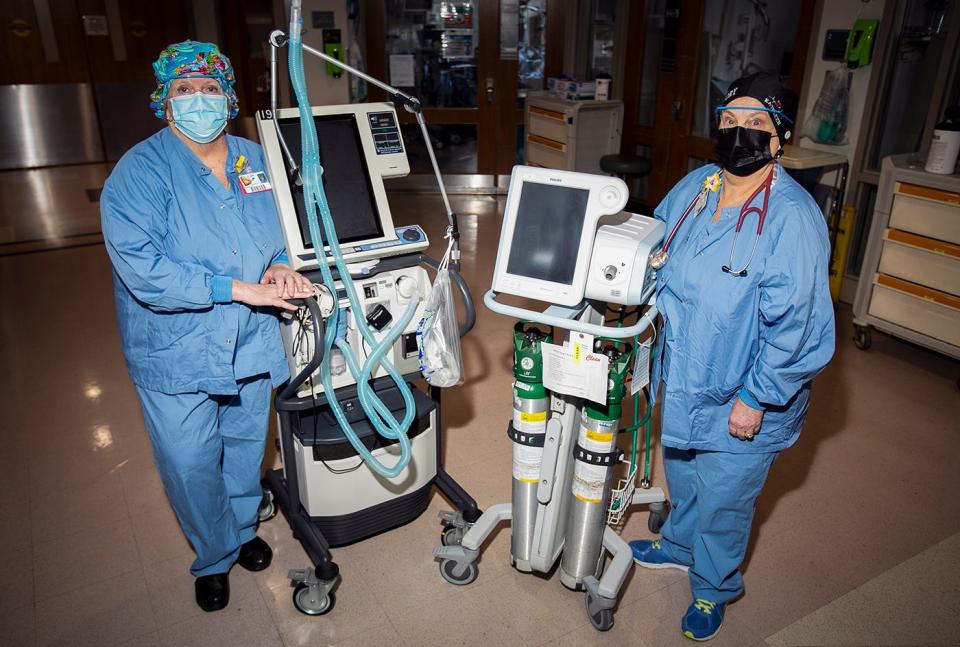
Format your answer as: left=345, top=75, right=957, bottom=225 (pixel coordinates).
left=600, top=154, right=652, bottom=214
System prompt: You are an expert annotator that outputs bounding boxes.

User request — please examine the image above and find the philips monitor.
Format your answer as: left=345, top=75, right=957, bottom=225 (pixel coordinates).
left=256, top=103, right=428, bottom=271
left=492, top=166, right=628, bottom=306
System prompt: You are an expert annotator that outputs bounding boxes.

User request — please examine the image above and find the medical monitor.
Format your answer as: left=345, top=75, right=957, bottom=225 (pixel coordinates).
left=492, top=166, right=628, bottom=306
left=256, top=103, right=428, bottom=271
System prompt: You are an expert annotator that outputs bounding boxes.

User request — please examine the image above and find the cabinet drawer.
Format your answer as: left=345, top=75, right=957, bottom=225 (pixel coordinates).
left=878, top=229, right=960, bottom=296
left=889, top=183, right=960, bottom=245
left=869, top=274, right=960, bottom=348
left=526, top=135, right=568, bottom=170
left=528, top=106, right=570, bottom=143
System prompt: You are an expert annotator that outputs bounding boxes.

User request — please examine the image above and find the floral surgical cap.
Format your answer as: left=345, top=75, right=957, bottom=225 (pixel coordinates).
left=149, top=40, right=239, bottom=120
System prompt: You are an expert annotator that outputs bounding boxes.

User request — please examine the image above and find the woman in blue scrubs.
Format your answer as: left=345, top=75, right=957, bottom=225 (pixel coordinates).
left=100, top=41, right=313, bottom=612
left=628, top=73, right=836, bottom=641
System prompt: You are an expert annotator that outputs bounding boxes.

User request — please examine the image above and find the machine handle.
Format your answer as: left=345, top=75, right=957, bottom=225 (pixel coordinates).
left=537, top=417, right=564, bottom=504
left=417, top=254, right=476, bottom=338
left=277, top=296, right=326, bottom=403
left=483, top=290, right=658, bottom=339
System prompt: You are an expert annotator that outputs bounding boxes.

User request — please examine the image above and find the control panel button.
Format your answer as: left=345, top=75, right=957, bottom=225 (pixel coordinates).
left=401, top=228, right=420, bottom=241
left=599, top=185, right=622, bottom=208
left=396, top=275, right=418, bottom=299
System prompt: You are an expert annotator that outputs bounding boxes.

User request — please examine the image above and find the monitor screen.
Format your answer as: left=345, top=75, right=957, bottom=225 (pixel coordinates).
left=277, top=114, right=385, bottom=248
left=505, top=182, right=589, bottom=285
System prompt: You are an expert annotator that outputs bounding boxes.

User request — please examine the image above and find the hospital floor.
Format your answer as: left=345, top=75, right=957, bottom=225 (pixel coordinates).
left=1, top=164, right=959, bottom=647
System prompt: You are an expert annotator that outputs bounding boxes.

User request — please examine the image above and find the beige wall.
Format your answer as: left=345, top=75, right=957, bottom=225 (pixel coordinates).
left=296, top=0, right=351, bottom=106
left=798, top=0, right=886, bottom=195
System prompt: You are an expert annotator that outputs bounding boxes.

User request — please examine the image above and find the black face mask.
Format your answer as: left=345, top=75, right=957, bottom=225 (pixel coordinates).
left=714, top=126, right=776, bottom=176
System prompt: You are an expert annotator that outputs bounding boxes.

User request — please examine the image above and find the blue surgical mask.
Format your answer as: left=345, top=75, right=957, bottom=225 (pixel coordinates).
left=168, top=93, right=228, bottom=143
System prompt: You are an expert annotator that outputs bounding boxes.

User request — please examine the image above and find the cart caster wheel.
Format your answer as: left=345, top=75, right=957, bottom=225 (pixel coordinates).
left=648, top=500, right=671, bottom=534
left=441, top=525, right=464, bottom=547
left=292, top=584, right=335, bottom=616
left=585, top=591, right=614, bottom=631
left=854, top=326, right=872, bottom=350
left=257, top=488, right=277, bottom=523
left=439, top=559, right=477, bottom=586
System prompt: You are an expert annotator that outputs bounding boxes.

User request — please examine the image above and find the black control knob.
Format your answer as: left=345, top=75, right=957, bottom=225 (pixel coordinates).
left=401, top=228, right=420, bottom=241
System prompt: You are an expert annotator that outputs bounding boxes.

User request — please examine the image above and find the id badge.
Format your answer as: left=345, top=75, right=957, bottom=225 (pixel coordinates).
left=238, top=171, right=272, bottom=194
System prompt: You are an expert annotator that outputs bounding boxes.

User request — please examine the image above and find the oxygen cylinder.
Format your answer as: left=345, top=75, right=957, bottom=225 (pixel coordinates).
left=510, top=322, right=553, bottom=567
left=559, top=338, right=632, bottom=589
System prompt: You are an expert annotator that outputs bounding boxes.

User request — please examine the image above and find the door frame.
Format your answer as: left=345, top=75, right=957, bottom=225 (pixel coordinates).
left=364, top=0, right=566, bottom=179
left=620, top=0, right=817, bottom=204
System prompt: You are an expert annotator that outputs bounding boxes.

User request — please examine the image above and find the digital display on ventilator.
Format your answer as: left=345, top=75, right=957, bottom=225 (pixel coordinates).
left=506, top=183, right=589, bottom=285
left=277, top=114, right=385, bottom=248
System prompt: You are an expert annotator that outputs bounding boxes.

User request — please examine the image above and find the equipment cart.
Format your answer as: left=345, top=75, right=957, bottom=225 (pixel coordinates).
left=262, top=253, right=482, bottom=615
left=433, top=289, right=669, bottom=632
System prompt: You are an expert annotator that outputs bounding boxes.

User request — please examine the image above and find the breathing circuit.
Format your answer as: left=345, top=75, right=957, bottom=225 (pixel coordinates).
left=287, top=3, right=417, bottom=478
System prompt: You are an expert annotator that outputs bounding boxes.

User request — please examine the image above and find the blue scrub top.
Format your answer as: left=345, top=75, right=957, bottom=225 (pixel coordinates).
left=101, top=128, right=291, bottom=395
left=650, top=163, right=836, bottom=453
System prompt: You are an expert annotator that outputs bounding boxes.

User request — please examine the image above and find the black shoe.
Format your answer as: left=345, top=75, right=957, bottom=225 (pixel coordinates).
left=195, top=573, right=230, bottom=612
left=237, top=536, right=273, bottom=572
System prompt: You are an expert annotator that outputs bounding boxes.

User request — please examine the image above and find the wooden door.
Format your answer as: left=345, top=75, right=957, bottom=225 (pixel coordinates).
left=621, top=0, right=816, bottom=206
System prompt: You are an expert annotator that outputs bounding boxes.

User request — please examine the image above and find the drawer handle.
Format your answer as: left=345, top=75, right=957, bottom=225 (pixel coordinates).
left=528, top=134, right=565, bottom=151
left=529, top=106, right=565, bottom=121
left=896, top=182, right=960, bottom=205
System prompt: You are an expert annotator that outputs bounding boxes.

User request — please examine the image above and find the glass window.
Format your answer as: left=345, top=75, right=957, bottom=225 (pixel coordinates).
left=400, top=123, right=477, bottom=173
left=385, top=1, right=478, bottom=108
left=519, top=0, right=548, bottom=93
left=587, top=0, right=617, bottom=78
left=867, top=0, right=954, bottom=168
left=691, top=0, right=802, bottom=139
left=637, top=1, right=665, bottom=127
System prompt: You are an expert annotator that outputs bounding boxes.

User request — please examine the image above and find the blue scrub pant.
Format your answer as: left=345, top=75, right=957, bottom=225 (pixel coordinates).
left=658, top=447, right=777, bottom=604
left=136, top=375, right=271, bottom=577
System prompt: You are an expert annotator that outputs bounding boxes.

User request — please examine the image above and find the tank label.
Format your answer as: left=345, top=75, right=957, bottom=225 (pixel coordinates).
left=513, top=408, right=546, bottom=481
left=513, top=443, right=543, bottom=482
left=571, top=418, right=617, bottom=504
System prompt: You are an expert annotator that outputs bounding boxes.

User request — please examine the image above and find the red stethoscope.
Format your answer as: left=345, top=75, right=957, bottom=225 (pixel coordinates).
left=649, top=166, right=777, bottom=277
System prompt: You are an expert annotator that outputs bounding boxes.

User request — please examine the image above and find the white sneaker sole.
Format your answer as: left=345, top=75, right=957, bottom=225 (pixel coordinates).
left=633, top=557, right=689, bottom=572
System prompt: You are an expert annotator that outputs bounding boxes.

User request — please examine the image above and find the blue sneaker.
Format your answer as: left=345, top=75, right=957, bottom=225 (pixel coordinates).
left=681, top=599, right=725, bottom=641
left=628, top=539, right=689, bottom=572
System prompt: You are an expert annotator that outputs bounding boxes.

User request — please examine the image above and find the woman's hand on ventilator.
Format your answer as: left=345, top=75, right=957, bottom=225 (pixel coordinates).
left=232, top=280, right=308, bottom=312
left=729, top=398, right=764, bottom=440
left=260, top=263, right=313, bottom=298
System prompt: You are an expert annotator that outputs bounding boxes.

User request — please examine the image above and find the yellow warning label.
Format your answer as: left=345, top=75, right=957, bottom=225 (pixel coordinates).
left=573, top=343, right=583, bottom=364
left=585, top=430, right=614, bottom=442
left=520, top=411, right=547, bottom=423
left=517, top=477, right=540, bottom=483
left=574, top=494, right=602, bottom=504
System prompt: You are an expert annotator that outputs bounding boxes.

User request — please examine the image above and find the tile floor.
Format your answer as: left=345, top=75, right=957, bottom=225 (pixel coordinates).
left=1, top=163, right=959, bottom=647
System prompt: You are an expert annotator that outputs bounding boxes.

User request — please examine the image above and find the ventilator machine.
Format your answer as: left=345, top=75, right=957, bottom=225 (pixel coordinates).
left=257, top=1, right=479, bottom=617
left=434, top=165, right=670, bottom=631
left=259, top=2, right=670, bottom=628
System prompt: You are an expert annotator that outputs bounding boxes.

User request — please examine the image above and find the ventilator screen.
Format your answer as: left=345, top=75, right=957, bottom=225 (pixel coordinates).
left=506, top=183, right=588, bottom=285
left=278, top=114, right=385, bottom=248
